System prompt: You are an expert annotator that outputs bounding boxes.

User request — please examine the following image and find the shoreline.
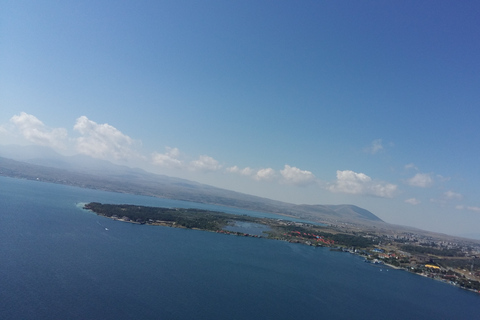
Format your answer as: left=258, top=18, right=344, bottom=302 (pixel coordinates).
left=83, top=202, right=480, bottom=295
left=362, top=259, right=480, bottom=295
left=107, top=214, right=480, bottom=294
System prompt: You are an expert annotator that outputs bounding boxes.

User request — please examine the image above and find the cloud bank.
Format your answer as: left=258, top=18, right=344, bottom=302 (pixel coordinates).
left=227, top=165, right=276, bottom=181
left=74, top=116, right=141, bottom=160
left=456, top=205, right=480, bottom=213
left=254, top=168, right=276, bottom=181
left=226, top=166, right=254, bottom=176
left=9, top=112, right=479, bottom=211
left=407, top=173, right=433, bottom=188
left=365, top=139, right=384, bottom=154
left=329, top=170, right=397, bottom=198
left=280, top=165, right=316, bottom=186
left=190, top=155, right=221, bottom=172
left=152, top=147, right=183, bottom=168
left=405, top=198, right=421, bottom=205
left=10, top=112, right=67, bottom=149
left=443, top=190, right=463, bottom=201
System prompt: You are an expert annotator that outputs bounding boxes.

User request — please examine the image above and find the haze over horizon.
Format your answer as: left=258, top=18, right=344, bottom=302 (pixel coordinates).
left=1, top=1, right=480, bottom=237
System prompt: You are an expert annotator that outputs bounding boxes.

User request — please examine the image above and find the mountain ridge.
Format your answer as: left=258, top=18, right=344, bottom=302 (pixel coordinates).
left=0, top=146, right=383, bottom=224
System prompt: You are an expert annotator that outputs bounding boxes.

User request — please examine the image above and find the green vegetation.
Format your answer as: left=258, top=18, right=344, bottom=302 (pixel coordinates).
left=270, top=224, right=377, bottom=248
left=84, top=202, right=374, bottom=248
left=329, top=233, right=377, bottom=248
left=435, top=258, right=480, bottom=272
left=84, top=202, right=258, bottom=231
left=400, top=244, right=463, bottom=257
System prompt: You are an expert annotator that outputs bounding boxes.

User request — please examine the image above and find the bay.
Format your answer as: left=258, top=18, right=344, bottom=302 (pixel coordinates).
left=0, top=176, right=478, bottom=319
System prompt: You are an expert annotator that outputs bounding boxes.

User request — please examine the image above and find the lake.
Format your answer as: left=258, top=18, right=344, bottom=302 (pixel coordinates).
left=0, top=176, right=478, bottom=319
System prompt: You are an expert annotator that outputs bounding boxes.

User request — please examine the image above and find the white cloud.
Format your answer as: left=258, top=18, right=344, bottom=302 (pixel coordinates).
left=74, top=116, right=140, bottom=160
left=365, top=139, right=384, bottom=154
left=152, top=147, right=183, bottom=168
left=229, top=165, right=316, bottom=185
left=226, top=166, right=240, bottom=173
left=227, top=166, right=254, bottom=176
left=329, top=170, right=371, bottom=195
left=436, top=174, right=451, bottom=183
left=241, top=167, right=254, bottom=176
left=329, top=170, right=397, bottom=198
left=457, top=205, right=480, bottom=213
left=407, top=173, right=433, bottom=188
left=368, top=182, right=398, bottom=198
left=405, top=198, right=421, bottom=205
left=228, top=165, right=279, bottom=182
left=443, top=190, right=463, bottom=201
left=254, top=168, right=276, bottom=181
left=228, top=166, right=276, bottom=181
left=190, top=155, right=221, bottom=172
left=0, top=123, right=13, bottom=144
left=404, top=163, right=418, bottom=170
left=10, top=112, right=68, bottom=149
left=280, top=165, right=316, bottom=186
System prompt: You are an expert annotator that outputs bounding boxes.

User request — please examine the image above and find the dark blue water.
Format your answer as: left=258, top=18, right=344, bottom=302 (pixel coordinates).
left=0, top=177, right=478, bottom=319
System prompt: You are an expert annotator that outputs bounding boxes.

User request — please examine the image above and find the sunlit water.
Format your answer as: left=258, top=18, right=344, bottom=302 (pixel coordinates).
left=0, top=176, right=478, bottom=319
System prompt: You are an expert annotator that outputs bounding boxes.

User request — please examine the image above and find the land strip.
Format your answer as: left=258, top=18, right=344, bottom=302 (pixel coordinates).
left=84, top=202, right=480, bottom=294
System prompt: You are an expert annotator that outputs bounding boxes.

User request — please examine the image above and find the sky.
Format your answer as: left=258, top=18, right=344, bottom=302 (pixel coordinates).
left=1, top=1, right=480, bottom=237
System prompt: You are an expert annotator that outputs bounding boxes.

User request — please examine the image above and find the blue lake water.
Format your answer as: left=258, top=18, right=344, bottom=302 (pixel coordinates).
left=0, top=176, right=478, bottom=319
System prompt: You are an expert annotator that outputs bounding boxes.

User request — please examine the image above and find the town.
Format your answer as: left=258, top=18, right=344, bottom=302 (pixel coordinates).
left=276, top=220, right=480, bottom=293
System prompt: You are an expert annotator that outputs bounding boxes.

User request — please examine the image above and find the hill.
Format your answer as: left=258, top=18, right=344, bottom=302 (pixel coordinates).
left=0, top=147, right=383, bottom=225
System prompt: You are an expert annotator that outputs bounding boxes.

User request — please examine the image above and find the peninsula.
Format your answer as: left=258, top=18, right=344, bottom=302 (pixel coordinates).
left=84, top=202, right=480, bottom=294
left=83, top=202, right=375, bottom=247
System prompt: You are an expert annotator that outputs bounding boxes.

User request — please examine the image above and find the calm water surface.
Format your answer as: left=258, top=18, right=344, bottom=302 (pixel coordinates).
left=0, top=177, right=478, bottom=319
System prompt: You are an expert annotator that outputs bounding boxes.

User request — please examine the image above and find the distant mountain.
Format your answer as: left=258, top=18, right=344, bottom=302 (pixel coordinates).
left=0, top=144, right=64, bottom=162
left=457, top=233, right=480, bottom=241
left=0, top=145, right=384, bottom=225
left=307, top=204, right=383, bottom=222
left=0, top=144, right=139, bottom=175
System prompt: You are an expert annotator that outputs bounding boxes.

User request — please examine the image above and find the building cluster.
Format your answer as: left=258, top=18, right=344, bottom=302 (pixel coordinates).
left=382, top=232, right=480, bottom=255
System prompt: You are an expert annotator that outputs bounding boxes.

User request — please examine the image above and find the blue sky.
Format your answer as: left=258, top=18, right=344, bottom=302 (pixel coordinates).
left=1, top=1, right=480, bottom=237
